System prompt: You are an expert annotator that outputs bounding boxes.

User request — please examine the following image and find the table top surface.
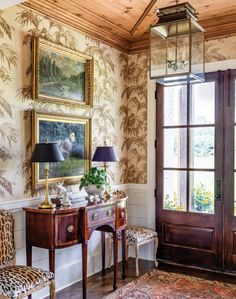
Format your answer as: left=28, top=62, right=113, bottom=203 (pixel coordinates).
left=23, top=195, right=127, bottom=214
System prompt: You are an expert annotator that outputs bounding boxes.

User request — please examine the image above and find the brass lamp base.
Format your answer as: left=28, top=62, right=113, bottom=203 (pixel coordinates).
left=38, top=198, right=56, bottom=209
left=38, top=165, right=56, bottom=209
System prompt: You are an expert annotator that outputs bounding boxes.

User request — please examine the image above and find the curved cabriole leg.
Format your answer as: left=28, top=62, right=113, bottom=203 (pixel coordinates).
left=154, top=237, right=159, bottom=267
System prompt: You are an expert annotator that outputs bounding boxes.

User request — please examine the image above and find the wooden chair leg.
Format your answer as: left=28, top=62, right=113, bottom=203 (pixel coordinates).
left=154, top=237, right=158, bottom=267
left=108, top=234, right=113, bottom=268
left=135, top=245, right=139, bottom=277
left=50, top=279, right=55, bottom=299
left=125, top=244, right=129, bottom=261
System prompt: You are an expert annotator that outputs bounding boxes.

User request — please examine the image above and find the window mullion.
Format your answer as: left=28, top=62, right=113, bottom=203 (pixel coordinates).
left=187, top=84, right=190, bottom=212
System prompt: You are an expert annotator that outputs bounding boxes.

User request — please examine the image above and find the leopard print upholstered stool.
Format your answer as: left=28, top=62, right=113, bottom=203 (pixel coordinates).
left=0, top=209, right=55, bottom=299
left=108, top=225, right=158, bottom=277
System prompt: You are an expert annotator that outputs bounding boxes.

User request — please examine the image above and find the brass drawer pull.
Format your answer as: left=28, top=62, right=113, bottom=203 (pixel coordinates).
left=67, top=225, right=74, bottom=233
left=92, top=213, right=98, bottom=221
left=107, top=209, right=114, bottom=216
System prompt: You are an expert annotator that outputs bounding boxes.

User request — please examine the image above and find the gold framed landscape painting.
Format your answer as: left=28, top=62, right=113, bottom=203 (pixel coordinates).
left=32, top=110, right=91, bottom=190
left=32, top=37, right=93, bottom=108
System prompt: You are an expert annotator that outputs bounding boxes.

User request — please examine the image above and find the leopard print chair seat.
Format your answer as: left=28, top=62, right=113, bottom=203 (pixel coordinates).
left=108, top=225, right=158, bottom=277
left=0, top=209, right=55, bottom=299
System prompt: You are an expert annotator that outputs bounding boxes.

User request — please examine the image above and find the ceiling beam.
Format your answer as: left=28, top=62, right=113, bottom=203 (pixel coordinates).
left=130, top=0, right=157, bottom=35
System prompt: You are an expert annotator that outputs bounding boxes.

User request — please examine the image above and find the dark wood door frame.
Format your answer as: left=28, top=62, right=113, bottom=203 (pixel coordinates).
left=156, top=72, right=226, bottom=271
left=224, top=69, right=236, bottom=271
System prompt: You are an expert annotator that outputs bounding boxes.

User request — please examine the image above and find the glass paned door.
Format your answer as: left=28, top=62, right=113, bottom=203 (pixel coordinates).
left=224, top=70, right=236, bottom=270
left=156, top=72, right=223, bottom=270
left=163, top=82, right=215, bottom=214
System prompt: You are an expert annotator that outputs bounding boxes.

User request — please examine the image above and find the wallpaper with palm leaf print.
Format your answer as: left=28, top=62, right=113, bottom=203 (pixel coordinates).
left=119, top=52, right=148, bottom=183
left=0, top=6, right=125, bottom=200
left=1, top=5, right=236, bottom=201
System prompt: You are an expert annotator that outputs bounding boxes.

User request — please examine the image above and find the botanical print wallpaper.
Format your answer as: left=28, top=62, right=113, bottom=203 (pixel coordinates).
left=0, top=11, right=17, bottom=197
left=119, top=52, right=148, bottom=183
left=119, top=35, right=236, bottom=184
left=1, top=4, right=236, bottom=202
left=0, top=6, right=124, bottom=200
left=205, top=36, right=236, bottom=62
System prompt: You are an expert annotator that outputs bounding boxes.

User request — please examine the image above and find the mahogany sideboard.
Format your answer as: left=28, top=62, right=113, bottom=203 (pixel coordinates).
left=23, top=196, right=127, bottom=299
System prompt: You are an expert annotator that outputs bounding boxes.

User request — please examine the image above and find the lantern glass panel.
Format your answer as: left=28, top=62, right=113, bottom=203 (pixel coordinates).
left=191, top=22, right=205, bottom=81
left=150, top=17, right=205, bottom=85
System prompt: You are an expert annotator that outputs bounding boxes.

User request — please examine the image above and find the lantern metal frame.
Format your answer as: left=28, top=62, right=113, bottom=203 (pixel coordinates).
left=150, top=2, right=205, bottom=86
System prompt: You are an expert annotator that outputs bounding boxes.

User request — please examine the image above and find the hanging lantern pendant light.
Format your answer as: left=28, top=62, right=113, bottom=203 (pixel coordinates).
left=150, top=1, right=205, bottom=86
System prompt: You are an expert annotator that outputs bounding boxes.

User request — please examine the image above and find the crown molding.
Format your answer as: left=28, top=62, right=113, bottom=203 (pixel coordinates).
left=21, top=2, right=131, bottom=53
left=21, top=2, right=236, bottom=54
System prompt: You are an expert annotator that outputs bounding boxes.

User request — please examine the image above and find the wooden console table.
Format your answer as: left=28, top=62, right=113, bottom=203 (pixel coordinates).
left=24, top=196, right=127, bottom=299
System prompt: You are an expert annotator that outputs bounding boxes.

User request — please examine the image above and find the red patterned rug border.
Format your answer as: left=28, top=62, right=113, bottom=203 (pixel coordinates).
left=103, top=269, right=236, bottom=299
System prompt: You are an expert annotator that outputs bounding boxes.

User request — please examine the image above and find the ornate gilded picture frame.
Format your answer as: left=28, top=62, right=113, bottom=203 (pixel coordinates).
left=32, top=110, right=91, bottom=190
left=32, top=37, right=93, bottom=108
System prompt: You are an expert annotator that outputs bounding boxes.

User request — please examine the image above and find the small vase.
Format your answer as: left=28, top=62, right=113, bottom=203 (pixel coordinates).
left=84, top=184, right=105, bottom=196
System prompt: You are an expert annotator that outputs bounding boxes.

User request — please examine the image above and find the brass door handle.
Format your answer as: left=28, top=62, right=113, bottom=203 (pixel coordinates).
left=67, top=225, right=74, bottom=233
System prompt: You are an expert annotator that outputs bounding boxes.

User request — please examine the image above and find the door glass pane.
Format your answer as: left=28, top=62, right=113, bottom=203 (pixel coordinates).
left=190, top=127, right=215, bottom=169
left=189, top=171, right=214, bottom=214
left=164, top=128, right=187, bottom=168
left=164, top=85, right=187, bottom=126
left=190, top=82, right=215, bottom=124
left=163, top=170, right=187, bottom=211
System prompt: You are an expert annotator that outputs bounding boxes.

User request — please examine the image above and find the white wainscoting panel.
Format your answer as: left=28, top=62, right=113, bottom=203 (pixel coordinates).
left=126, top=184, right=156, bottom=264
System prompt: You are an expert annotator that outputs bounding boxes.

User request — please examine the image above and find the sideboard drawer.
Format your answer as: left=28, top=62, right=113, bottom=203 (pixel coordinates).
left=87, top=205, right=115, bottom=227
left=55, top=213, right=79, bottom=247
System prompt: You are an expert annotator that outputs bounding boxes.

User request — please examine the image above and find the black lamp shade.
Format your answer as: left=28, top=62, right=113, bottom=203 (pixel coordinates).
left=31, top=143, right=65, bottom=162
left=92, top=146, right=119, bottom=162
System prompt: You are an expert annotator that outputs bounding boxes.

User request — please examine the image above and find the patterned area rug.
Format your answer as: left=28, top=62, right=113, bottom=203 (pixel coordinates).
left=104, top=269, right=236, bottom=299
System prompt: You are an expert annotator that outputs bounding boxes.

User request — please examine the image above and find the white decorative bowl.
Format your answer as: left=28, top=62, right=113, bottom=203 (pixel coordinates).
left=84, top=184, right=105, bottom=196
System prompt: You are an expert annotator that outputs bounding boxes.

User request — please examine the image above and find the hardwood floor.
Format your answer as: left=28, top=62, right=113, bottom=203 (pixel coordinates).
left=53, top=258, right=236, bottom=299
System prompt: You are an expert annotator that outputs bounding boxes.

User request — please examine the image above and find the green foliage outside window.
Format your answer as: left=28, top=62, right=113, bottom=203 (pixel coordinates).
left=164, top=182, right=214, bottom=213
left=192, top=182, right=214, bottom=213
left=164, top=192, right=185, bottom=211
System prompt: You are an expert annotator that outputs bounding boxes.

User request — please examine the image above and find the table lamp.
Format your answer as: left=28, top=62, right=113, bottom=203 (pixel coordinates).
left=92, top=143, right=119, bottom=171
left=92, top=143, right=119, bottom=196
left=31, top=142, right=64, bottom=209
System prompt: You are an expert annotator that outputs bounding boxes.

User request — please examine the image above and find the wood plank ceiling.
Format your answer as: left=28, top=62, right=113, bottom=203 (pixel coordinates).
left=22, top=0, right=236, bottom=53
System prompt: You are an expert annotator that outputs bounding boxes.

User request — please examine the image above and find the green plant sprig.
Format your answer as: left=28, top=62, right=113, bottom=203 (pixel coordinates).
left=79, top=167, right=107, bottom=190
